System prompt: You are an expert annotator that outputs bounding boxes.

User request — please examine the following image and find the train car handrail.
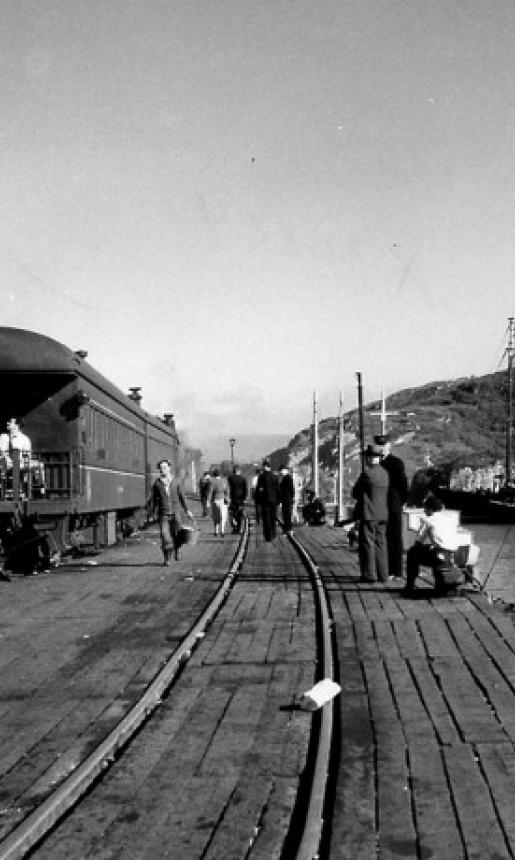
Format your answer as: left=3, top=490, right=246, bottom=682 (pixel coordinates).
left=0, top=450, right=76, bottom=504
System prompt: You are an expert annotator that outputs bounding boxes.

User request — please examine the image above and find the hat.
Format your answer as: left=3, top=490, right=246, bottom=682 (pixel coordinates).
left=365, top=443, right=383, bottom=457
left=374, top=434, right=389, bottom=445
left=422, top=492, right=443, bottom=513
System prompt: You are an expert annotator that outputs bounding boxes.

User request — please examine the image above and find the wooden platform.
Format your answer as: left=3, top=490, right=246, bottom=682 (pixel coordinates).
left=299, top=523, right=515, bottom=859
left=0, top=510, right=240, bottom=842
left=3, top=512, right=515, bottom=858
left=0, top=512, right=319, bottom=859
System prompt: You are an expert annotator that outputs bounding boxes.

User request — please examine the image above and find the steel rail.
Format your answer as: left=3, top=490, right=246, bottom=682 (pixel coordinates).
left=0, top=519, right=250, bottom=860
left=288, top=532, right=336, bottom=860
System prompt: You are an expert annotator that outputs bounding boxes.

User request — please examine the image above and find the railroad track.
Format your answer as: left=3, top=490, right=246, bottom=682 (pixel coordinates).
left=0, top=522, right=340, bottom=860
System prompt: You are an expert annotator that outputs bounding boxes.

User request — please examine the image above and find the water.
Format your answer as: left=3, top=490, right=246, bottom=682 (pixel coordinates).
left=463, top=521, right=515, bottom=604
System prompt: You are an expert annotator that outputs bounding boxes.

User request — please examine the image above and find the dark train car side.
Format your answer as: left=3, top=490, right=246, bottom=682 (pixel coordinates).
left=0, top=327, right=179, bottom=551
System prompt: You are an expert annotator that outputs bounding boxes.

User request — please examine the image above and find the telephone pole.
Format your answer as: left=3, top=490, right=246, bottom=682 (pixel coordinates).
left=337, top=391, right=344, bottom=518
left=506, top=317, right=514, bottom=486
left=356, top=372, right=365, bottom=472
left=369, top=389, right=398, bottom=437
left=312, top=391, right=319, bottom=496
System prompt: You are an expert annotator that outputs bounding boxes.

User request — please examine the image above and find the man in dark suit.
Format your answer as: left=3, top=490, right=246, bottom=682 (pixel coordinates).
left=375, top=434, right=409, bottom=579
left=256, top=459, right=280, bottom=541
left=227, top=464, right=248, bottom=534
left=352, top=443, right=389, bottom=582
left=279, top=465, right=295, bottom=534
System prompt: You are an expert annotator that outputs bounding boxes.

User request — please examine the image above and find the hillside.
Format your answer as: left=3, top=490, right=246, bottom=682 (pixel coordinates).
left=266, top=370, right=511, bottom=501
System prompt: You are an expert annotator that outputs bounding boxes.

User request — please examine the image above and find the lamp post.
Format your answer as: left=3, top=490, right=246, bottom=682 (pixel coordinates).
left=229, top=437, right=236, bottom=466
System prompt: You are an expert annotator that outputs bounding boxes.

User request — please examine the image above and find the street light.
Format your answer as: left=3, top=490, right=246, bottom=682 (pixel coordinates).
left=229, top=437, right=236, bottom=466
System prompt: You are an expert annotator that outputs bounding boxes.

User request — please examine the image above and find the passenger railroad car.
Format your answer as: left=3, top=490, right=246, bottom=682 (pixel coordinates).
left=0, top=327, right=179, bottom=547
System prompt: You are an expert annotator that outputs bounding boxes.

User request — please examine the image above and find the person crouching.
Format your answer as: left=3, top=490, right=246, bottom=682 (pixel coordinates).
left=402, top=493, right=461, bottom=596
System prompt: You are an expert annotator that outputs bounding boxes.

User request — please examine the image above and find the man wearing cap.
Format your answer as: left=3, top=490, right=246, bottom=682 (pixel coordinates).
left=352, top=443, right=389, bottom=582
left=375, top=434, right=409, bottom=579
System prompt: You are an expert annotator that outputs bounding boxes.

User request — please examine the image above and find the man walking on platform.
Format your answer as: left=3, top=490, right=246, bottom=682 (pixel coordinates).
left=256, top=459, right=280, bottom=542
left=152, top=459, right=193, bottom=565
left=198, top=471, right=212, bottom=517
left=227, top=464, right=248, bottom=534
left=251, top=464, right=262, bottom=524
left=209, top=468, right=229, bottom=536
left=279, top=464, right=295, bottom=534
left=352, top=443, right=389, bottom=582
left=375, top=434, right=409, bottom=579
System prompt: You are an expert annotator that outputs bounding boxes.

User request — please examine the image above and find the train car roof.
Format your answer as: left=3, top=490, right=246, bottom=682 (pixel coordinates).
left=0, top=327, right=176, bottom=435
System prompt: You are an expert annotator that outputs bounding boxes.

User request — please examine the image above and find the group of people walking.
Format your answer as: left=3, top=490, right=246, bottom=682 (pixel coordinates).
left=254, top=460, right=295, bottom=541
left=198, top=466, right=247, bottom=537
left=198, top=460, right=295, bottom=542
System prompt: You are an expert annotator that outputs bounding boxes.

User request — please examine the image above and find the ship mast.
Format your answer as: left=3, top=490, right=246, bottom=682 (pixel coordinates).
left=506, top=317, right=515, bottom=487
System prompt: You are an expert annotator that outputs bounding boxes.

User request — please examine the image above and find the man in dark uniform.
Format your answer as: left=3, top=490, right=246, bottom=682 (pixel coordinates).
left=279, top=465, right=295, bottom=534
left=352, top=443, right=389, bottom=582
left=375, top=434, right=409, bottom=579
left=256, top=459, right=280, bottom=542
left=227, top=464, right=248, bottom=534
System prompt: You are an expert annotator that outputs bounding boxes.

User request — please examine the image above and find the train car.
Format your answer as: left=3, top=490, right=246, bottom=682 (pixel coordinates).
left=0, top=327, right=179, bottom=553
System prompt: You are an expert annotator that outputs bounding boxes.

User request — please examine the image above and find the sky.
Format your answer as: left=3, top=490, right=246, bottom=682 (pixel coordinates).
left=2, top=1, right=515, bottom=460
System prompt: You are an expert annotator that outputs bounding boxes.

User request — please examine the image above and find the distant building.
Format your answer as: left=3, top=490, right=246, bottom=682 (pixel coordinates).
left=450, top=461, right=504, bottom=493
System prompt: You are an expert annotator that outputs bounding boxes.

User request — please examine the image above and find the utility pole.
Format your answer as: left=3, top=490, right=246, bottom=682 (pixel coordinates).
left=191, top=458, right=197, bottom=493
left=337, top=391, right=344, bottom=518
left=312, top=391, right=319, bottom=496
left=506, top=317, right=514, bottom=486
left=356, top=372, right=365, bottom=472
left=369, top=389, right=399, bottom=436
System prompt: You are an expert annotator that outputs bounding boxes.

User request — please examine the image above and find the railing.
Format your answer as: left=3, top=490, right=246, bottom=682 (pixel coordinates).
left=0, top=450, right=77, bottom=504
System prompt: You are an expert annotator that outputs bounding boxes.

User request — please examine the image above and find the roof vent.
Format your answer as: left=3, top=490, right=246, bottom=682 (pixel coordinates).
left=128, top=387, right=142, bottom=404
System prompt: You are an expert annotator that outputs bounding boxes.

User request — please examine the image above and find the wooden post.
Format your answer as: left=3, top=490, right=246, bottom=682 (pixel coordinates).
left=312, top=391, right=319, bottom=496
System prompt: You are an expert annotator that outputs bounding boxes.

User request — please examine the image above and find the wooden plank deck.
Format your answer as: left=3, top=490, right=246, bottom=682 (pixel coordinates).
left=0, top=507, right=240, bottom=845
left=27, top=525, right=318, bottom=859
left=299, top=523, right=515, bottom=859
left=5, top=513, right=515, bottom=858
